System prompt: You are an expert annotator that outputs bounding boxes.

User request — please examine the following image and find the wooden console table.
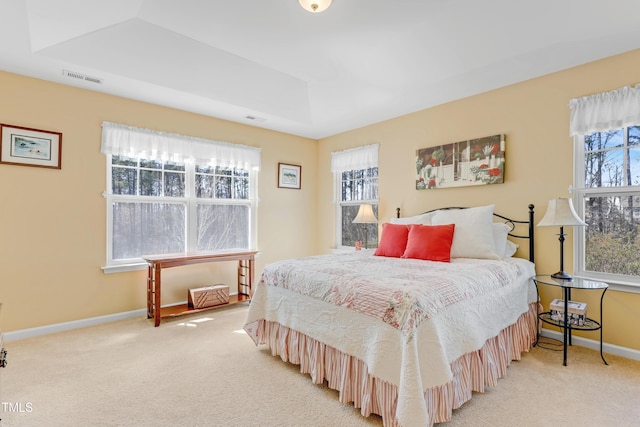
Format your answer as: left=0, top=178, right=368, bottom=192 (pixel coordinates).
left=143, top=250, right=258, bottom=327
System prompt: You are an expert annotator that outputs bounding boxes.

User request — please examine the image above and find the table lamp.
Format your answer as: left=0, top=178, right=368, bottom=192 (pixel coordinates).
left=537, top=198, right=586, bottom=280
left=352, top=204, right=378, bottom=249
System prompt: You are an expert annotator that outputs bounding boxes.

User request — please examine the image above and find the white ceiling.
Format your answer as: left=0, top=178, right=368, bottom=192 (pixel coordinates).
left=1, top=0, right=639, bottom=139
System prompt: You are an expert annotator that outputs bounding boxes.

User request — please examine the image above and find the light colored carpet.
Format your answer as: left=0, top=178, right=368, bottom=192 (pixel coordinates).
left=1, top=305, right=639, bottom=426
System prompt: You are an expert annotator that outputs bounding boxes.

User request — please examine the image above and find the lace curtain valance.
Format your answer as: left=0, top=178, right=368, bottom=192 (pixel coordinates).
left=330, top=144, right=379, bottom=172
left=569, top=84, right=640, bottom=136
left=101, top=122, right=261, bottom=170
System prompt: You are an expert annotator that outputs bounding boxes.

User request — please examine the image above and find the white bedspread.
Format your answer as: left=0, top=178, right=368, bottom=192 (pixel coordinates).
left=244, top=251, right=536, bottom=427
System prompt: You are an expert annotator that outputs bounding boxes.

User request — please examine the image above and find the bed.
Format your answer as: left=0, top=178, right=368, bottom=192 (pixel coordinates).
left=244, top=204, right=537, bottom=426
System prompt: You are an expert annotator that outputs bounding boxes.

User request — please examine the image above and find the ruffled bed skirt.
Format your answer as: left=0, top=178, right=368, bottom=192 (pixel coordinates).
left=252, top=302, right=539, bottom=427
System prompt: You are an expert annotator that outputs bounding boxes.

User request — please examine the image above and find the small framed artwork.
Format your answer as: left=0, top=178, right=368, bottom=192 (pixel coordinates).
left=0, top=124, right=62, bottom=169
left=278, top=162, right=301, bottom=189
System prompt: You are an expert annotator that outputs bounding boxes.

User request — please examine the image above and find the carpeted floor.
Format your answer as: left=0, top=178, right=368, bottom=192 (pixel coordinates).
left=1, top=305, right=639, bottom=426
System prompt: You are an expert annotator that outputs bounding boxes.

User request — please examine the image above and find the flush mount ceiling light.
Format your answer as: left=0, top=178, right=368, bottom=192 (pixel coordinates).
left=299, top=0, right=332, bottom=13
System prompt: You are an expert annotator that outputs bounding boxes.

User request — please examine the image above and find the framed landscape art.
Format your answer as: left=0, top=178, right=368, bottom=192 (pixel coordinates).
left=278, top=162, right=301, bottom=189
left=416, top=134, right=505, bottom=190
left=0, top=124, right=62, bottom=169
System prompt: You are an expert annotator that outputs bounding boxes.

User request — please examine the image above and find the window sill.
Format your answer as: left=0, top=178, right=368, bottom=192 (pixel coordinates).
left=332, top=247, right=355, bottom=254
left=332, top=247, right=376, bottom=255
left=102, top=263, right=148, bottom=274
left=601, top=282, right=640, bottom=294
left=573, top=274, right=640, bottom=294
left=102, top=250, right=261, bottom=274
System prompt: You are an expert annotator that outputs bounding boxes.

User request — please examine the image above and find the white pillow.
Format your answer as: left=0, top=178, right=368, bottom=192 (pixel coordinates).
left=390, top=211, right=434, bottom=225
left=492, top=223, right=510, bottom=258
left=431, top=205, right=500, bottom=259
left=504, top=240, right=519, bottom=258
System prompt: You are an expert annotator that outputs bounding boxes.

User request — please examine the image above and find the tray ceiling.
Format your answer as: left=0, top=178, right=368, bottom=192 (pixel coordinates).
left=1, top=0, right=639, bottom=138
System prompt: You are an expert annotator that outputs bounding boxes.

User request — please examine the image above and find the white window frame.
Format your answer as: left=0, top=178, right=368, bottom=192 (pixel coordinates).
left=569, top=84, right=640, bottom=293
left=101, top=122, right=259, bottom=273
left=334, top=173, right=379, bottom=250
left=573, top=133, right=640, bottom=293
left=331, top=144, right=379, bottom=250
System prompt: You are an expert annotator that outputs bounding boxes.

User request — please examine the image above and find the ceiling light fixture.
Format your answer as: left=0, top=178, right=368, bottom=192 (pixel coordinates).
left=299, top=0, right=332, bottom=13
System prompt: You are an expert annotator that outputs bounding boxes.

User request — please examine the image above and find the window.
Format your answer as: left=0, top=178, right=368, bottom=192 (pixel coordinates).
left=331, top=144, right=379, bottom=249
left=570, top=85, right=640, bottom=290
left=102, top=122, right=260, bottom=269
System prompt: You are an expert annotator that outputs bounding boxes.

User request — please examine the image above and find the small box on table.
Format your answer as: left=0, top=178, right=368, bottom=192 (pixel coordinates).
left=550, top=298, right=587, bottom=326
left=188, top=284, right=229, bottom=309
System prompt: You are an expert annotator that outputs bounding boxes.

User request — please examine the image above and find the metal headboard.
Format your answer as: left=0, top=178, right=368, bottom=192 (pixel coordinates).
left=395, top=204, right=535, bottom=262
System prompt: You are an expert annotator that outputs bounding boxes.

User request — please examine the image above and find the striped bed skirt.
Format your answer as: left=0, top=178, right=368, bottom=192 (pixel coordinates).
left=252, top=302, right=539, bottom=426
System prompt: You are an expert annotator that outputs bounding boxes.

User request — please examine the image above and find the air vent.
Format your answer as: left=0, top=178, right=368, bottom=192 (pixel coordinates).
left=244, top=115, right=266, bottom=123
left=62, top=70, right=103, bottom=85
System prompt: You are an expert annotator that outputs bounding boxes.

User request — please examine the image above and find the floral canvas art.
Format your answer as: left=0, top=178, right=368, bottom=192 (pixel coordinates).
left=416, top=134, right=505, bottom=190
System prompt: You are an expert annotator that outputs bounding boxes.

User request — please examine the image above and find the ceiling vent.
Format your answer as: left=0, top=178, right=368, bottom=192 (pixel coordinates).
left=63, top=70, right=103, bottom=85
left=245, top=115, right=267, bottom=123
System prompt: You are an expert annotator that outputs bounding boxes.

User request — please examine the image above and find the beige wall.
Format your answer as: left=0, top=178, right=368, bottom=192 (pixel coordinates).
left=0, top=70, right=317, bottom=332
left=2, top=48, right=639, bottom=353
left=317, top=49, right=640, bottom=352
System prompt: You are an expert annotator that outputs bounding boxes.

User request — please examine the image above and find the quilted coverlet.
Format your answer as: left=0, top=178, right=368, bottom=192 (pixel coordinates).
left=244, top=251, right=536, bottom=426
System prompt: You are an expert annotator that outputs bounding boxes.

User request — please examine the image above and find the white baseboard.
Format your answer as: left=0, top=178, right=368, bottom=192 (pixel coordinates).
left=540, top=328, right=640, bottom=361
left=4, top=295, right=247, bottom=342
left=4, top=308, right=147, bottom=342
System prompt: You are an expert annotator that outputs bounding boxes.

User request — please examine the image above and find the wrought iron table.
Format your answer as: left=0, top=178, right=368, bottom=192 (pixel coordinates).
left=533, top=275, right=608, bottom=366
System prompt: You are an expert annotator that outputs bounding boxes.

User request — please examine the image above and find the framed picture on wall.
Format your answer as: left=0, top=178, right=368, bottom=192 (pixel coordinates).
left=278, top=162, right=301, bottom=189
left=415, top=134, right=504, bottom=190
left=0, top=124, right=62, bottom=169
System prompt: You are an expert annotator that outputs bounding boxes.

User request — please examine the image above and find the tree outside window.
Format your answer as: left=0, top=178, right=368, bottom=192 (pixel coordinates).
left=338, top=167, right=378, bottom=248
left=331, top=144, right=379, bottom=250
left=107, top=156, right=256, bottom=265
left=577, top=125, right=640, bottom=278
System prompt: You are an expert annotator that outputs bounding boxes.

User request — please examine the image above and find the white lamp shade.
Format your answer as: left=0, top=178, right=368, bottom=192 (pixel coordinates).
left=537, top=198, right=587, bottom=227
left=352, top=204, right=378, bottom=224
left=299, top=0, right=332, bottom=13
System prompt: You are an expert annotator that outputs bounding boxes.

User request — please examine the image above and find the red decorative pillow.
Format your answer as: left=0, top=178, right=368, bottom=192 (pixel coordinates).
left=402, top=224, right=455, bottom=262
left=374, top=223, right=410, bottom=258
